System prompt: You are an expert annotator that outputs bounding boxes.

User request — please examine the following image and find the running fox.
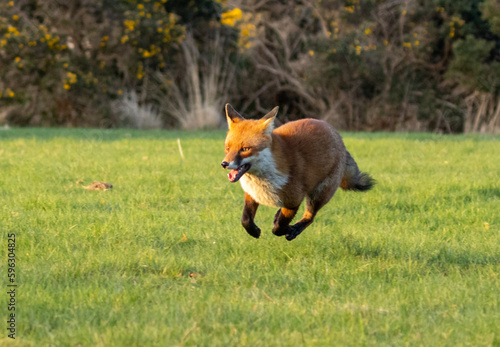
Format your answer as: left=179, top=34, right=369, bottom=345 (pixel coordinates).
left=221, top=104, right=374, bottom=241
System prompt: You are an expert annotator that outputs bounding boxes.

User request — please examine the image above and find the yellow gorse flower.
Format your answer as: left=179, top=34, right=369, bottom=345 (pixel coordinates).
left=221, top=8, right=242, bottom=27
left=66, top=72, right=77, bottom=84
left=137, top=62, right=145, bottom=79
left=240, top=23, right=255, bottom=37
left=344, top=6, right=355, bottom=14
left=124, top=20, right=136, bottom=31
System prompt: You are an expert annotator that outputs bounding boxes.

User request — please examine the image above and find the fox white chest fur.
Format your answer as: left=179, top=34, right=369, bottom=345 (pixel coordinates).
left=239, top=148, right=288, bottom=207
left=240, top=174, right=282, bottom=207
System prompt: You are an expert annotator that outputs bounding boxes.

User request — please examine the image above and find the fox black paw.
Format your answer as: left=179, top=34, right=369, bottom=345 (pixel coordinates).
left=285, top=226, right=301, bottom=241
left=246, top=226, right=261, bottom=239
left=272, top=226, right=288, bottom=237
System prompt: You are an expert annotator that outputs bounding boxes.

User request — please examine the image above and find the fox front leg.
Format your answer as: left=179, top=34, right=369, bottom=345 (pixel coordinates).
left=241, top=193, right=261, bottom=238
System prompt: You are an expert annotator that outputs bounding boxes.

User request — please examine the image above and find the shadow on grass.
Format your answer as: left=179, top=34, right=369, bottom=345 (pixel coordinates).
left=471, top=187, right=500, bottom=199
left=339, top=236, right=500, bottom=269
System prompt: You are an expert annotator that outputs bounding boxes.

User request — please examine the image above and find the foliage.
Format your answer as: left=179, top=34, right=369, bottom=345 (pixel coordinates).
left=226, top=0, right=499, bottom=133
left=446, top=36, right=493, bottom=89
left=154, top=33, right=236, bottom=130
left=1, top=128, right=499, bottom=345
left=0, top=0, right=184, bottom=126
left=481, top=0, right=500, bottom=36
left=1, top=0, right=500, bottom=132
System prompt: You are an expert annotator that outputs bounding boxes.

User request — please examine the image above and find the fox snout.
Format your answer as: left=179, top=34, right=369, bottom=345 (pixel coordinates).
left=221, top=158, right=240, bottom=170
left=221, top=151, right=240, bottom=170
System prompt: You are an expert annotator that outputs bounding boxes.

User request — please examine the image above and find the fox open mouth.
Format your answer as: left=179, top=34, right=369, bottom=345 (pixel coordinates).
left=228, top=163, right=251, bottom=183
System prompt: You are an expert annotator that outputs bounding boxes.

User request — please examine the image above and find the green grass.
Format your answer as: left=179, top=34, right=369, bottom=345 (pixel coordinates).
left=1, top=128, right=499, bottom=346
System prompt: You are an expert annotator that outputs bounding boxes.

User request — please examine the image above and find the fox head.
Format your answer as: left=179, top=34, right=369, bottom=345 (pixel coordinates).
left=221, top=104, right=279, bottom=183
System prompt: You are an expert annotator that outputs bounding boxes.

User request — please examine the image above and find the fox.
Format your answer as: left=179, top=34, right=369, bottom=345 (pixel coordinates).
left=221, top=104, right=375, bottom=241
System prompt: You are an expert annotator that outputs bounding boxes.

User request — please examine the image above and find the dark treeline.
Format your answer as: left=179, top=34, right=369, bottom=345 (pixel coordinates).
left=1, top=0, right=499, bottom=133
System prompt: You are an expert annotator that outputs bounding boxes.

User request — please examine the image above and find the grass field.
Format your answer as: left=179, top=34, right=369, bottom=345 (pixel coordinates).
left=1, top=128, right=499, bottom=346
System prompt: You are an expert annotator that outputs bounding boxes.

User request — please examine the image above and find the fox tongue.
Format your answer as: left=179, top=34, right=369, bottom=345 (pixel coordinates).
left=228, top=169, right=239, bottom=181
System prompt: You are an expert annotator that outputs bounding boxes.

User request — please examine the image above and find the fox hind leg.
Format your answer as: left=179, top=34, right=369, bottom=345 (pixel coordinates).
left=272, top=207, right=299, bottom=236
left=285, top=182, right=339, bottom=241
left=285, top=207, right=316, bottom=241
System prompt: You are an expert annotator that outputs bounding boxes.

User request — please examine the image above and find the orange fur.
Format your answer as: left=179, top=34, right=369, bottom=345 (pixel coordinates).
left=222, top=104, right=374, bottom=241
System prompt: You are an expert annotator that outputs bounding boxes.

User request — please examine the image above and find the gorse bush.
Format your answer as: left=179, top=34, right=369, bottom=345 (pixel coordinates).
left=0, top=0, right=185, bottom=126
left=1, top=0, right=499, bottom=133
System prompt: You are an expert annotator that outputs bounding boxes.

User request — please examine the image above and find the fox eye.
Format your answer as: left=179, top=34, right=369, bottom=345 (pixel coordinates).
left=241, top=147, right=251, bottom=152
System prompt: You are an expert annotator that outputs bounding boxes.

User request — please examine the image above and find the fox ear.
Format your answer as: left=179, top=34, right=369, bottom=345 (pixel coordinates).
left=225, top=104, right=244, bottom=129
left=261, top=106, right=279, bottom=133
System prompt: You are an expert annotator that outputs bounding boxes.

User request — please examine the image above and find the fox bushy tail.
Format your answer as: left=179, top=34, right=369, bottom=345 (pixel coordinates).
left=340, top=151, right=375, bottom=192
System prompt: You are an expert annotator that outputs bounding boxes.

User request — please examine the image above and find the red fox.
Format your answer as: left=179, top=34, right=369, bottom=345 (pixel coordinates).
left=221, top=104, right=375, bottom=241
